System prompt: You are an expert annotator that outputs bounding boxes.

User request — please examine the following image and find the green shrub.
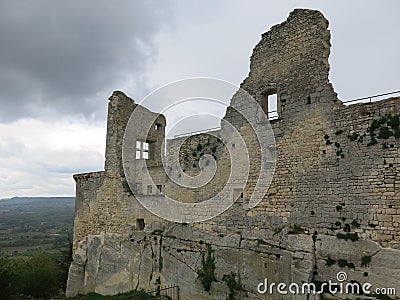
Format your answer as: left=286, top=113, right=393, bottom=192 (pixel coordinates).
left=389, top=114, right=400, bottom=129
left=288, top=224, right=305, bottom=234
left=361, top=255, right=371, bottom=267
left=336, top=232, right=359, bottom=242
left=351, top=219, right=360, bottom=228
left=337, top=259, right=354, bottom=269
left=197, top=244, right=216, bottom=291
left=12, top=253, right=60, bottom=299
left=326, top=257, right=336, bottom=266
left=347, top=132, right=359, bottom=141
left=337, top=259, right=347, bottom=268
left=377, top=126, right=393, bottom=139
left=223, top=272, right=245, bottom=300
left=0, top=256, right=14, bottom=300
left=335, top=130, right=343, bottom=135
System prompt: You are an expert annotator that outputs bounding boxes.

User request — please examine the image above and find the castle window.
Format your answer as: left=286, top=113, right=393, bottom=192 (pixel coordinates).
left=259, top=85, right=278, bottom=120
left=147, top=185, right=153, bottom=194
left=156, top=185, right=163, bottom=194
left=155, top=123, right=162, bottom=130
left=136, top=140, right=150, bottom=160
left=136, top=218, right=145, bottom=230
left=264, top=93, right=278, bottom=119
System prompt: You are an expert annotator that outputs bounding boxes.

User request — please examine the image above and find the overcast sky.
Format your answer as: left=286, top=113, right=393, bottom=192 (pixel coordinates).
left=0, top=0, right=399, bottom=198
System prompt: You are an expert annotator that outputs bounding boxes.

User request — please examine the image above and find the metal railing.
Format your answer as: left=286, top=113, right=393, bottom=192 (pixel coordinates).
left=172, top=110, right=280, bottom=138
left=147, top=285, right=180, bottom=300
left=170, top=91, right=399, bottom=139
left=342, top=90, right=400, bottom=105
left=173, top=126, right=221, bottom=138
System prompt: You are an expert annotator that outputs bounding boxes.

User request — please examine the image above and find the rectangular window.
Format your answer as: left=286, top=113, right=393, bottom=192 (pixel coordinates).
left=147, top=185, right=152, bottom=194
left=142, top=151, right=149, bottom=159
left=135, top=140, right=150, bottom=160
left=265, top=93, right=278, bottom=119
left=259, top=85, right=278, bottom=120
left=155, top=123, right=162, bottom=130
left=156, top=185, right=163, bottom=194
left=136, top=218, right=145, bottom=230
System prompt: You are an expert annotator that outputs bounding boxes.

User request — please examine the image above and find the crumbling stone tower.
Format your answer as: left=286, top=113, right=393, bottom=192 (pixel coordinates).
left=67, top=9, right=400, bottom=299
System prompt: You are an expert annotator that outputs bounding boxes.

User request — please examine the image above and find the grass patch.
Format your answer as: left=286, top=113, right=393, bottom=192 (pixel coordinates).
left=72, top=290, right=159, bottom=299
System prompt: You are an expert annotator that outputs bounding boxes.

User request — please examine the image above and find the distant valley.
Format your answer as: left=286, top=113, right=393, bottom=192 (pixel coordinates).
left=0, top=197, right=75, bottom=255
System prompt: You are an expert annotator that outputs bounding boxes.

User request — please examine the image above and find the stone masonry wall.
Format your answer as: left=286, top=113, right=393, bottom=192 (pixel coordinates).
left=68, top=9, right=400, bottom=299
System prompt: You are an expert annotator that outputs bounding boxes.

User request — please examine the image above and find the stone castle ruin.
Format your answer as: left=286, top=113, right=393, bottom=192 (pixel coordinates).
left=67, top=9, right=400, bottom=299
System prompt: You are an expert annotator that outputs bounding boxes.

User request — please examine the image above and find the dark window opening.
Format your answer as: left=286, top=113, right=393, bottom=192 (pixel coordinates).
left=156, top=184, right=163, bottom=194
left=307, top=95, right=311, bottom=104
left=155, top=123, right=162, bottom=130
left=136, top=218, right=145, bottom=230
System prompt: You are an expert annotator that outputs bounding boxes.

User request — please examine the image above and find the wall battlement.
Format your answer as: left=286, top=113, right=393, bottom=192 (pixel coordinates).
left=67, top=9, right=400, bottom=299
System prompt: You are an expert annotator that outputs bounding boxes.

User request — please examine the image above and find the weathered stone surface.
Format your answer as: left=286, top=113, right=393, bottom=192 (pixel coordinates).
left=316, top=234, right=400, bottom=296
left=67, top=8, right=400, bottom=300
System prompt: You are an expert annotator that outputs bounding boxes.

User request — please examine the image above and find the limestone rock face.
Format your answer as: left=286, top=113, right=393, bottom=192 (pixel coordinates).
left=68, top=230, right=400, bottom=299
left=315, top=234, right=400, bottom=294
left=67, top=227, right=317, bottom=299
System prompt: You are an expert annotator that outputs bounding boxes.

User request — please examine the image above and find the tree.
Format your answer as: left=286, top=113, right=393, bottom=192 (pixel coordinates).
left=12, top=252, right=60, bottom=299
left=58, top=234, right=73, bottom=291
left=0, top=255, right=14, bottom=300
left=197, top=244, right=216, bottom=291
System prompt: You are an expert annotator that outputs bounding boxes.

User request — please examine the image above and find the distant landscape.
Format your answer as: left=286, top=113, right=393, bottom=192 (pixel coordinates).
left=0, top=197, right=74, bottom=256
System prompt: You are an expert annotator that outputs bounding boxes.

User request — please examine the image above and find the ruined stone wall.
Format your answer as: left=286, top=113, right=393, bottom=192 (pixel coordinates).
left=68, top=8, right=400, bottom=299
left=71, top=92, right=168, bottom=250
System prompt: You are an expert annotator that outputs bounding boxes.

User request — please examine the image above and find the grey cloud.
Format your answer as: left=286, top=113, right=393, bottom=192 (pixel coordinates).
left=0, top=0, right=173, bottom=122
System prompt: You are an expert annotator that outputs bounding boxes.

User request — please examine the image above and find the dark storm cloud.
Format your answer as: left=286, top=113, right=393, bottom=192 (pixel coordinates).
left=0, top=0, right=173, bottom=122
